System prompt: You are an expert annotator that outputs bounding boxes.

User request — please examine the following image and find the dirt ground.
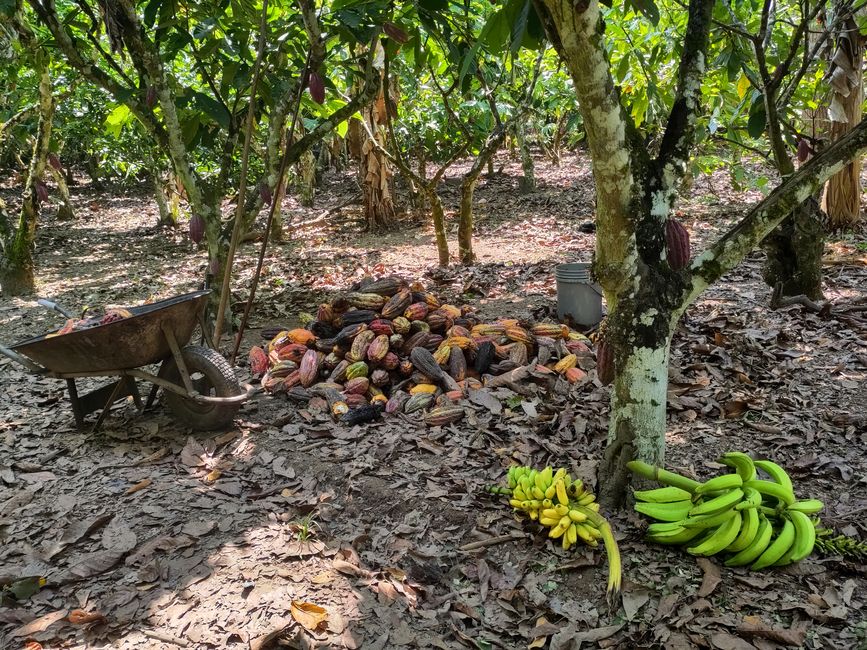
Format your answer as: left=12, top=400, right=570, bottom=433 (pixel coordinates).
left=1, top=151, right=866, bottom=650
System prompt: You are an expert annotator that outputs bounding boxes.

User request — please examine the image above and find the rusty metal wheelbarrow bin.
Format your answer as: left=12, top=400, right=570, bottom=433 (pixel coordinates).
left=0, top=290, right=253, bottom=431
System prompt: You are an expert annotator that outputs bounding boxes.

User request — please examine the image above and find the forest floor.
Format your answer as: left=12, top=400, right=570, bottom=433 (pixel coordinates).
left=1, top=151, right=866, bottom=650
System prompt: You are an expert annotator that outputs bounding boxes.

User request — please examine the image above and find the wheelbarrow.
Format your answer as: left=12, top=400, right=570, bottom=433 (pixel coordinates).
left=0, top=290, right=253, bottom=431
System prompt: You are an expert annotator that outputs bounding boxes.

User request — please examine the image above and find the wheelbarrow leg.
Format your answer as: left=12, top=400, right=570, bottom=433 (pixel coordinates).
left=144, top=383, right=159, bottom=410
left=66, top=379, right=85, bottom=428
left=92, top=379, right=126, bottom=432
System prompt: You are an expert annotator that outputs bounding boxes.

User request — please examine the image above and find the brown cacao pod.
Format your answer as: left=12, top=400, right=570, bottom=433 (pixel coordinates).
left=262, top=373, right=286, bottom=393
left=665, top=218, right=691, bottom=270
left=399, top=359, right=414, bottom=376
left=145, top=86, right=158, bottom=109
left=370, top=368, right=390, bottom=387
left=299, top=349, right=322, bottom=387
left=402, top=331, right=430, bottom=355
left=385, top=390, right=409, bottom=414
left=449, top=346, right=467, bottom=382
left=447, top=325, right=471, bottom=338
left=412, top=291, right=441, bottom=309
left=328, top=359, right=350, bottom=383
left=335, top=323, right=367, bottom=345
left=188, top=214, right=205, bottom=244
left=509, top=342, right=529, bottom=366
left=474, top=341, right=495, bottom=374
left=364, top=276, right=406, bottom=296
left=596, top=338, right=615, bottom=386
left=382, top=21, right=409, bottom=43
left=368, top=319, right=395, bottom=336
left=381, top=289, right=412, bottom=320
left=259, top=182, right=273, bottom=206
left=366, top=335, right=390, bottom=363
left=317, top=303, right=334, bottom=324
left=337, top=310, right=378, bottom=327
left=423, top=334, right=443, bottom=351
left=269, top=360, right=298, bottom=377
left=409, top=346, right=443, bottom=380
left=344, top=393, right=368, bottom=409
left=308, top=71, right=326, bottom=104
left=426, top=310, right=450, bottom=332
left=324, top=352, right=342, bottom=370
left=389, top=334, right=404, bottom=349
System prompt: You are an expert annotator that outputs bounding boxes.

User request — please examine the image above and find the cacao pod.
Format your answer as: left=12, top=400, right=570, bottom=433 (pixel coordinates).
left=392, top=316, right=411, bottom=335
left=189, top=214, right=205, bottom=244
left=277, top=343, right=308, bottom=363
left=404, top=392, right=435, bottom=414
left=342, top=403, right=383, bottom=425
left=472, top=323, right=506, bottom=337
left=410, top=320, right=430, bottom=333
left=509, top=343, right=529, bottom=365
left=399, top=359, right=414, bottom=376
left=449, top=346, right=467, bottom=382
left=308, top=71, right=326, bottom=104
left=426, top=310, right=450, bottom=332
left=409, top=383, right=438, bottom=395
left=314, top=337, right=337, bottom=353
left=346, top=292, right=387, bottom=310
left=286, top=328, right=316, bottom=346
left=596, top=338, right=615, bottom=386
left=343, top=377, right=370, bottom=395
left=328, top=360, right=350, bottom=383
left=665, top=218, right=691, bottom=270
left=797, top=138, right=811, bottom=163
left=404, top=302, right=429, bottom=321
left=249, top=346, right=269, bottom=375
left=382, top=21, right=409, bottom=43
left=321, top=388, right=348, bottom=418
left=299, top=349, right=322, bottom=387
left=433, top=345, right=451, bottom=366
left=145, top=86, right=158, bottom=109
left=385, top=390, right=410, bottom=414
left=259, top=182, right=273, bottom=206
left=565, top=367, right=587, bottom=384
left=412, top=290, right=441, bottom=309
left=381, top=289, right=412, bottom=320
left=364, top=276, right=406, bottom=297
left=402, top=331, right=430, bottom=355
left=389, top=334, right=404, bottom=349
left=409, top=346, right=443, bottom=380
left=439, top=304, right=461, bottom=319
left=345, top=361, right=369, bottom=379
left=349, top=330, right=376, bottom=362
left=554, top=354, right=578, bottom=374
left=443, top=336, right=474, bottom=351
left=381, top=351, right=400, bottom=370
left=335, top=323, right=367, bottom=345
left=209, top=257, right=220, bottom=276
left=505, top=327, right=534, bottom=345
left=337, top=310, right=378, bottom=327
left=262, top=373, right=286, bottom=393
left=270, top=360, right=298, bottom=377
left=317, top=303, right=334, bottom=324
left=48, top=153, right=63, bottom=173
left=424, top=405, right=465, bottom=426
left=283, top=370, right=302, bottom=389
left=369, top=319, right=395, bottom=336
left=474, top=341, right=495, bottom=374
left=344, top=394, right=369, bottom=409
left=324, top=352, right=342, bottom=369
left=423, top=334, right=443, bottom=351
left=366, top=335, right=390, bottom=363
left=531, top=323, right=565, bottom=338
left=447, top=325, right=471, bottom=338
left=371, top=368, right=390, bottom=387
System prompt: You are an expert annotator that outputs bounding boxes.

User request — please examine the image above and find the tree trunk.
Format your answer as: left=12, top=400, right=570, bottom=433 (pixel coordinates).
left=359, top=95, right=395, bottom=230
left=297, top=148, right=316, bottom=207
left=762, top=197, right=824, bottom=299
left=0, top=58, right=53, bottom=296
left=515, top=121, right=536, bottom=193
left=48, top=165, right=74, bottom=220
left=425, top=186, right=450, bottom=266
left=152, top=170, right=176, bottom=226
left=271, top=174, right=287, bottom=243
left=457, top=178, right=476, bottom=265
left=821, top=10, right=863, bottom=229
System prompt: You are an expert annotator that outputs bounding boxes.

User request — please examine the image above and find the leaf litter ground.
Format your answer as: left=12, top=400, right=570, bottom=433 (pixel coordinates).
left=1, top=151, right=866, bottom=650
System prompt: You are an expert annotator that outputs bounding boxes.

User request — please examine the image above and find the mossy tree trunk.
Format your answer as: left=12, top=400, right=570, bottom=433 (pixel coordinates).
left=458, top=125, right=507, bottom=265
left=515, top=120, right=536, bottom=193
left=0, top=55, right=53, bottom=296
left=48, top=163, right=74, bottom=220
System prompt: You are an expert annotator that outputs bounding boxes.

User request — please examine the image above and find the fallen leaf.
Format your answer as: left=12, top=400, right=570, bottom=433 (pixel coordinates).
left=290, top=600, right=328, bottom=632
left=710, top=632, right=756, bottom=649
left=124, top=478, right=151, bottom=495
left=67, top=550, right=125, bottom=579
left=621, top=585, right=651, bottom=621
left=101, top=519, right=137, bottom=553
left=11, top=609, right=68, bottom=637
left=696, top=557, right=721, bottom=597
left=738, top=615, right=807, bottom=646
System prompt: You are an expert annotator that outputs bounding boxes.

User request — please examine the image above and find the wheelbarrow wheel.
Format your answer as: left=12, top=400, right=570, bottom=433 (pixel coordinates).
left=159, top=345, right=242, bottom=430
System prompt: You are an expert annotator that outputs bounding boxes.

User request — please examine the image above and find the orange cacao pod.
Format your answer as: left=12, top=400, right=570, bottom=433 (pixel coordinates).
left=565, top=367, right=587, bottom=383
left=249, top=346, right=269, bottom=375
left=277, top=343, right=308, bottom=363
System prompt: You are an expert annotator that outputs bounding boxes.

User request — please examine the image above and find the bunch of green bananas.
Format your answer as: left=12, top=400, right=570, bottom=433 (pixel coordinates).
left=814, top=528, right=867, bottom=562
left=490, top=465, right=621, bottom=594
left=627, top=452, right=823, bottom=569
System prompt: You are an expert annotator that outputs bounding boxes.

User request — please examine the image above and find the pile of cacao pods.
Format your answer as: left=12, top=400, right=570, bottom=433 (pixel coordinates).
left=248, top=276, right=597, bottom=426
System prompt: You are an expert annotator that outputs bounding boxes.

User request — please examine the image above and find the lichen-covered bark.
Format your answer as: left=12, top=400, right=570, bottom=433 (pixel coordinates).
left=458, top=126, right=506, bottom=265
left=515, top=121, right=536, bottom=193
left=426, top=187, right=450, bottom=266
left=48, top=164, right=74, bottom=220
left=0, top=58, right=53, bottom=296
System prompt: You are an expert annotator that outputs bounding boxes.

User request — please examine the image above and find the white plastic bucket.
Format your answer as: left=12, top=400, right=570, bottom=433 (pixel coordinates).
left=555, top=263, right=603, bottom=326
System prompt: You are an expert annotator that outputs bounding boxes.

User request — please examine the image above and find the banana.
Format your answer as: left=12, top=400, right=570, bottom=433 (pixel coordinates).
left=509, top=499, right=523, bottom=509
left=647, top=521, right=687, bottom=534
left=531, top=486, right=546, bottom=501
left=735, top=486, right=762, bottom=511
left=507, top=467, right=518, bottom=489
left=574, top=523, right=595, bottom=544
left=719, top=452, right=757, bottom=482
left=694, top=474, right=743, bottom=495
left=724, top=514, right=773, bottom=567
left=553, top=468, right=567, bottom=483
left=577, top=492, right=596, bottom=506
left=566, top=523, right=578, bottom=547
left=751, top=518, right=795, bottom=570
left=536, top=466, right=554, bottom=492
left=541, top=508, right=560, bottom=520
left=689, top=488, right=744, bottom=516
left=574, top=505, right=621, bottom=593
left=688, top=510, right=742, bottom=556
left=786, top=510, right=817, bottom=563
left=647, top=526, right=704, bottom=545
left=787, top=499, right=824, bottom=515
left=726, top=505, right=760, bottom=553
left=544, top=484, right=557, bottom=500
left=539, top=515, right=561, bottom=527
left=513, top=486, right=527, bottom=501
left=567, top=479, right=584, bottom=498
left=585, top=523, right=604, bottom=541
left=626, top=460, right=700, bottom=494
left=634, top=500, right=693, bottom=522
left=633, top=486, right=694, bottom=503
left=585, top=502, right=600, bottom=512
left=542, top=498, right=553, bottom=510
left=754, top=459, right=794, bottom=495
left=561, top=527, right=572, bottom=550
left=554, top=504, right=569, bottom=517
left=556, top=479, right=569, bottom=506
left=680, top=507, right=739, bottom=530
left=568, top=509, right=588, bottom=523
left=549, top=521, right=568, bottom=539
left=744, top=479, right=795, bottom=507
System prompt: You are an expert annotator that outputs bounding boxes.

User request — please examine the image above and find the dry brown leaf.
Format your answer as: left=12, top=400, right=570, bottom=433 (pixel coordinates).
left=696, top=557, right=722, bottom=598
left=738, top=615, right=807, bottom=646
left=124, top=478, right=151, bottom=495
left=290, top=600, right=328, bottom=632
left=11, top=609, right=68, bottom=637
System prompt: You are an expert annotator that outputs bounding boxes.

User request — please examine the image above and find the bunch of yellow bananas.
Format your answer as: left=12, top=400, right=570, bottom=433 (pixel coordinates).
left=493, top=465, right=621, bottom=594
left=628, top=453, right=823, bottom=569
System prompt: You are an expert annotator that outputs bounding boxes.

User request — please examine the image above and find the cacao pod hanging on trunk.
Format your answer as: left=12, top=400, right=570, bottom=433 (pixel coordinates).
left=664, top=218, right=690, bottom=270
left=189, top=214, right=205, bottom=244
left=596, top=337, right=615, bottom=386
left=308, top=71, right=326, bottom=104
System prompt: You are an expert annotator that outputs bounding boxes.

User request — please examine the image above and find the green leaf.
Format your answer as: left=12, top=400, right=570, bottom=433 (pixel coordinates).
left=104, top=104, right=132, bottom=137
left=629, top=0, right=660, bottom=25
left=747, top=98, right=766, bottom=139
left=192, top=92, right=231, bottom=130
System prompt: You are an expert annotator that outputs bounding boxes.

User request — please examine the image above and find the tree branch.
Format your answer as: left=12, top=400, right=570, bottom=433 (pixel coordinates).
left=686, top=115, right=867, bottom=305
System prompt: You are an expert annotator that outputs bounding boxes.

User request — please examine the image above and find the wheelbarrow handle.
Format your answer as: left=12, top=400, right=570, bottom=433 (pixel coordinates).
left=37, top=298, right=75, bottom=319
left=0, top=344, right=47, bottom=374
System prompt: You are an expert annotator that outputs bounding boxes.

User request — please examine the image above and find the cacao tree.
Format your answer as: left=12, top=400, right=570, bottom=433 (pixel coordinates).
left=528, top=0, right=867, bottom=504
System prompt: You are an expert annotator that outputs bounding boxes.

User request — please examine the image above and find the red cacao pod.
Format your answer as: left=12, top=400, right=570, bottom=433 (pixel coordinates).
left=48, top=153, right=63, bottom=173
left=382, top=21, right=409, bottom=44
left=664, top=218, right=690, bottom=270
left=259, top=182, right=273, bottom=206
left=208, top=256, right=220, bottom=276
left=146, top=86, right=158, bottom=109
left=249, top=346, right=269, bottom=375
left=308, top=71, right=326, bottom=104
left=596, top=338, right=615, bottom=386
left=189, top=214, right=205, bottom=244
left=797, top=138, right=810, bottom=163
left=34, top=181, right=49, bottom=203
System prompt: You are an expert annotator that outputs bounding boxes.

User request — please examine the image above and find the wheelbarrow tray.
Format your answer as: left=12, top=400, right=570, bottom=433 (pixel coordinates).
left=10, top=290, right=211, bottom=374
